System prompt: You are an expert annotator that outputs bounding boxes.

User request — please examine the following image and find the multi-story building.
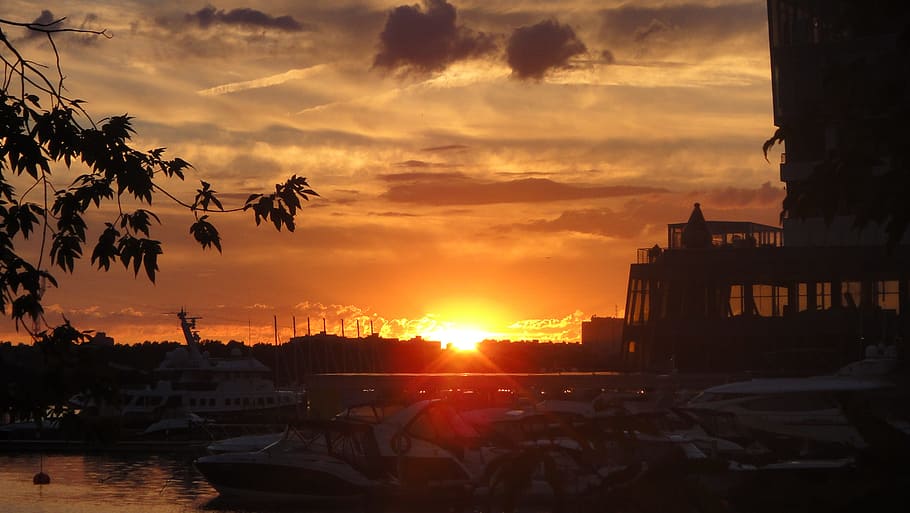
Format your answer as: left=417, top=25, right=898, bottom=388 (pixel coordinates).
left=620, top=1, right=910, bottom=373
left=768, top=0, right=909, bottom=246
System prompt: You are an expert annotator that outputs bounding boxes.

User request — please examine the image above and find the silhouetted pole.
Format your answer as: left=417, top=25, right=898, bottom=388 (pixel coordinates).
left=323, top=318, right=330, bottom=372
left=292, top=316, right=299, bottom=386
left=306, top=317, right=312, bottom=375
left=356, top=320, right=362, bottom=371
left=341, top=319, right=347, bottom=373
left=273, top=316, right=279, bottom=385
left=370, top=320, right=379, bottom=372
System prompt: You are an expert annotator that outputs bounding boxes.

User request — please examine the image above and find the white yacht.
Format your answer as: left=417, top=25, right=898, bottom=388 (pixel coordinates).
left=118, top=310, right=305, bottom=427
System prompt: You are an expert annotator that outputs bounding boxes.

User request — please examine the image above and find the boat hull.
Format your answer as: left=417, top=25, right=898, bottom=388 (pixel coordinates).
left=195, top=453, right=375, bottom=502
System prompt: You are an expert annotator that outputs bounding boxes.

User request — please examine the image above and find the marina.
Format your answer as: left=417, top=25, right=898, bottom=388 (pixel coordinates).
left=3, top=0, right=910, bottom=511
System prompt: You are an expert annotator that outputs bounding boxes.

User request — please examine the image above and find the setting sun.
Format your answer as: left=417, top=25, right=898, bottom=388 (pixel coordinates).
left=424, top=326, right=493, bottom=352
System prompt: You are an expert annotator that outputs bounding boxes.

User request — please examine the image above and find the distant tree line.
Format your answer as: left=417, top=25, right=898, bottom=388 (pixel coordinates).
left=0, top=337, right=607, bottom=422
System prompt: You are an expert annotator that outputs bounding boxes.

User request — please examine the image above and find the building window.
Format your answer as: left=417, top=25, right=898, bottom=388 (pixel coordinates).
left=798, top=283, right=809, bottom=312
left=842, top=281, right=862, bottom=308
left=816, top=282, right=832, bottom=310
left=875, top=280, right=900, bottom=314
left=728, top=285, right=744, bottom=317
left=628, top=341, right=636, bottom=353
left=753, top=284, right=788, bottom=317
left=626, top=279, right=650, bottom=325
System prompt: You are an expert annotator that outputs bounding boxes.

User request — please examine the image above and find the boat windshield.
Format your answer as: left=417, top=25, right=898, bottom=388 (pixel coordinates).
left=406, top=403, right=478, bottom=445
left=688, top=392, right=753, bottom=404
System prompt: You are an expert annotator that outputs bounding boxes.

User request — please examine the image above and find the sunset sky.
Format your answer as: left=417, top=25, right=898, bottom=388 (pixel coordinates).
left=1, top=0, right=784, bottom=345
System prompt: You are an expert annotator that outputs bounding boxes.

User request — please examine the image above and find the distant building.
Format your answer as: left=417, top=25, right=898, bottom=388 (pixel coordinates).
left=86, top=331, right=115, bottom=348
left=581, top=316, right=624, bottom=365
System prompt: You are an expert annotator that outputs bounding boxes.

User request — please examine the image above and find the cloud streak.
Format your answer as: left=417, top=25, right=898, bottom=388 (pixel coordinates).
left=197, top=65, right=326, bottom=96
left=185, top=5, right=310, bottom=31
left=509, top=184, right=785, bottom=239
left=598, top=3, right=767, bottom=61
left=381, top=174, right=668, bottom=206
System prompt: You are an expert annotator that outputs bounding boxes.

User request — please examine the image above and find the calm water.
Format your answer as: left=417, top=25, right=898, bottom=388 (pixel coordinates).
left=0, top=452, right=476, bottom=513
left=0, top=452, right=381, bottom=513
left=0, top=452, right=222, bottom=513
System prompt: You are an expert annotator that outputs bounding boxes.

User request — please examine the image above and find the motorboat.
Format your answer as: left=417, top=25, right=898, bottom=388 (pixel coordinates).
left=195, top=420, right=381, bottom=502
left=113, top=310, right=305, bottom=427
left=139, top=411, right=208, bottom=439
left=678, top=352, right=897, bottom=453
left=203, top=400, right=409, bottom=455
left=195, top=399, right=484, bottom=502
left=205, top=431, right=285, bottom=454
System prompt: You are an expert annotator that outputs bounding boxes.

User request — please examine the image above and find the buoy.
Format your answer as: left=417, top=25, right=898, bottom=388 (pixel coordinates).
left=34, top=454, right=50, bottom=484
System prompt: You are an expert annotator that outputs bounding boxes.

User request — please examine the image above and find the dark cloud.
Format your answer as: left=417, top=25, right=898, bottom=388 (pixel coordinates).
left=381, top=174, right=666, bottom=206
left=599, top=3, right=766, bottom=60
left=24, top=10, right=60, bottom=38
left=506, top=19, right=587, bottom=80
left=373, top=0, right=496, bottom=73
left=135, top=121, right=385, bottom=150
left=510, top=184, right=784, bottom=239
left=517, top=207, right=648, bottom=239
left=698, top=182, right=784, bottom=208
left=31, top=10, right=57, bottom=25
left=494, top=171, right=555, bottom=178
left=379, top=171, right=467, bottom=182
left=421, top=144, right=469, bottom=152
left=184, top=5, right=310, bottom=31
left=369, top=211, right=420, bottom=218
left=508, top=194, right=690, bottom=239
left=393, top=160, right=456, bottom=168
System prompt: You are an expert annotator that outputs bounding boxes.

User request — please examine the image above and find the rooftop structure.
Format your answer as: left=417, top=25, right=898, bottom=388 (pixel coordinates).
left=622, top=205, right=909, bottom=373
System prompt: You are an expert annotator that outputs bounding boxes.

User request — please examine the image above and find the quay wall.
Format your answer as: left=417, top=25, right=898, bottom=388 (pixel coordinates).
left=304, top=372, right=744, bottom=419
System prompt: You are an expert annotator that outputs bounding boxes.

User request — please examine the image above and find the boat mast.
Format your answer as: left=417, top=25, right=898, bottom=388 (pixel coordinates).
left=178, top=309, right=203, bottom=360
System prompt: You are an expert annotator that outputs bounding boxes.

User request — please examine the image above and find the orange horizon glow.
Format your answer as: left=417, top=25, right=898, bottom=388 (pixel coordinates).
left=0, top=1, right=782, bottom=347
left=422, top=325, right=495, bottom=352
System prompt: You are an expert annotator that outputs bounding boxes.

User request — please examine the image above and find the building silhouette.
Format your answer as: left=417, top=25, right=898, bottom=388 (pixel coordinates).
left=581, top=316, right=624, bottom=366
left=620, top=1, right=910, bottom=373
left=768, top=0, right=910, bottom=246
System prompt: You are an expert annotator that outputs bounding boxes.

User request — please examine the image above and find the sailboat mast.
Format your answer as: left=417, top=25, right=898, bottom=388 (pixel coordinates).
left=273, top=316, right=279, bottom=385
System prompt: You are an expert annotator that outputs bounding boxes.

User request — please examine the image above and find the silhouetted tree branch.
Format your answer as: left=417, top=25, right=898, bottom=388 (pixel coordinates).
left=0, top=18, right=318, bottom=336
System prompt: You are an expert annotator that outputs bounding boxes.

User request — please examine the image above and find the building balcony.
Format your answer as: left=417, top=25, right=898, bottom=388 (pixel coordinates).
left=780, top=159, right=817, bottom=182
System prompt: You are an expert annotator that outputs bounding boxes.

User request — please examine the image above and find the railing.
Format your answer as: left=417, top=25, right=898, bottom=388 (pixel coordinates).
left=636, top=247, right=663, bottom=264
